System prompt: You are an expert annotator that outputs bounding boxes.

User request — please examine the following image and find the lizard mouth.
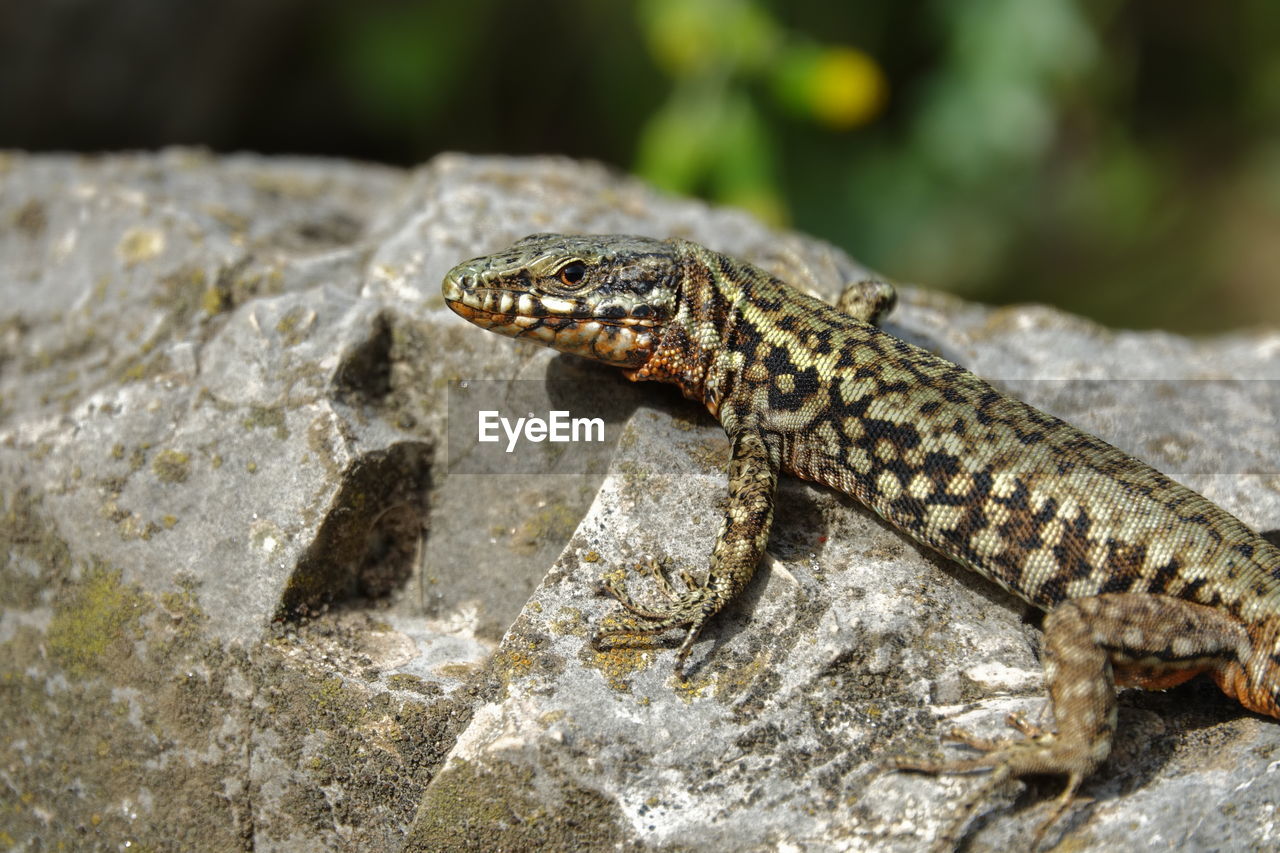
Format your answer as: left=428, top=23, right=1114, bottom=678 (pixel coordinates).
left=443, top=297, right=658, bottom=367
left=444, top=292, right=659, bottom=329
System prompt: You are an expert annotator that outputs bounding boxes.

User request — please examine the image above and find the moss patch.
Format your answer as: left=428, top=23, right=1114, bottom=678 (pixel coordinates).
left=151, top=448, right=192, bottom=483
left=46, top=564, right=147, bottom=678
left=405, top=756, right=636, bottom=852
left=242, top=405, right=289, bottom=440
left=0, top=488, right=71, bottom=608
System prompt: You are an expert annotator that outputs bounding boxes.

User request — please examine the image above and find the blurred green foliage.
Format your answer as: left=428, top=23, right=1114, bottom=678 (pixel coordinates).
left=7, top=0, right=1278, bottom=331
left=624, top=0, right=1279, bottom=333
left=225, top=0, right=1280, bottom=331
left=633, top=0, right=887, bottom=225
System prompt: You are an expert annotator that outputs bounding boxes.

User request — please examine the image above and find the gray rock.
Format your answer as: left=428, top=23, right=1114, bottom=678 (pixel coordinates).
left=1, top=150, right=1277, bottom=852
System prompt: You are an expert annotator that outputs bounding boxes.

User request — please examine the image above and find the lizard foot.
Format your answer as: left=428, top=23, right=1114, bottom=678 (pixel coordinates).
left=938, top=711, right=1047, bottom=751
left=891, top=716, right=1092, bottom=851
left=594, top=557, right=712, bottom=675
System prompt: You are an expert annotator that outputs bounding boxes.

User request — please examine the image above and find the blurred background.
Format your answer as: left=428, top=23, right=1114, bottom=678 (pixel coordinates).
left=3, top=0, right=1278, bottom=333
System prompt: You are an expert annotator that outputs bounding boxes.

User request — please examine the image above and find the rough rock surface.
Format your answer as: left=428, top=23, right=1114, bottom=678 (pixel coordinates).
left=1, top=150, right=1278, bottom=851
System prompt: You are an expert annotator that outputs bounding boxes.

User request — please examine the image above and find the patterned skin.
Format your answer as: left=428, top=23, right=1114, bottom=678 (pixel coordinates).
left=443, top=233, right=1280, bottom=844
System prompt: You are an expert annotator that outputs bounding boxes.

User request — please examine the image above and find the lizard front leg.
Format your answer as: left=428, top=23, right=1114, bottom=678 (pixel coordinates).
left=596, top=428, right=781, bottom=674
left=835, top=279, right=896, bottom=324
left=897, top=593, right=1254, bottom=848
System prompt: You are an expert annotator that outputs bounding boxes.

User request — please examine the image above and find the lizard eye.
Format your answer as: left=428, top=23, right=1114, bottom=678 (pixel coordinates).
left=557, top=262, right=587, bottom=287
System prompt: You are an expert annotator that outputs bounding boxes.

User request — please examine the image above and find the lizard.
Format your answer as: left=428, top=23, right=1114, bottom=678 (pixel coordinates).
left=441, top=232, right=1280, bottom=846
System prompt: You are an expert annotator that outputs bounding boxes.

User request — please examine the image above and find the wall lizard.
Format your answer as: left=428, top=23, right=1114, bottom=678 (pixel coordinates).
left=442, top=233, right=1280, bottom=846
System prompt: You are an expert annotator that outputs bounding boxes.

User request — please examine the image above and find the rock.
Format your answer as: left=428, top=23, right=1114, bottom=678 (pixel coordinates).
left=1, top=150, right=1277, bottom=851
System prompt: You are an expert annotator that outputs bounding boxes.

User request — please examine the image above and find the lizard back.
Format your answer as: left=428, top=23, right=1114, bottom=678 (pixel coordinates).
left=640, top=239, right=1280, bottom=626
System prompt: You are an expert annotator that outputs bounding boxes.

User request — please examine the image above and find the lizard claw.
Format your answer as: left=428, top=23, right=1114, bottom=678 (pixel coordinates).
left=890, top=712, right=1092, bottom=851
left=593, top=557, right=713, bottom=675
left=598, top=557, right=689, bottom=618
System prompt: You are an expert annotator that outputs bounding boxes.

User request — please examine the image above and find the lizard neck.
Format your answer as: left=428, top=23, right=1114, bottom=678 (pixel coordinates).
left=625, top=240, right=739, bottom=419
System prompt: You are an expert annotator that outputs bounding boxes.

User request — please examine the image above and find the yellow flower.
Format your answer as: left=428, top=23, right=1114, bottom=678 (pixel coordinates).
left=811, top=47, right=887, bottom=130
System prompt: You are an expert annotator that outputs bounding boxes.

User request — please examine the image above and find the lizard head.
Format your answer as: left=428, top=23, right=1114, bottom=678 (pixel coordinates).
left=442, top=233, right=681, bottom=367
